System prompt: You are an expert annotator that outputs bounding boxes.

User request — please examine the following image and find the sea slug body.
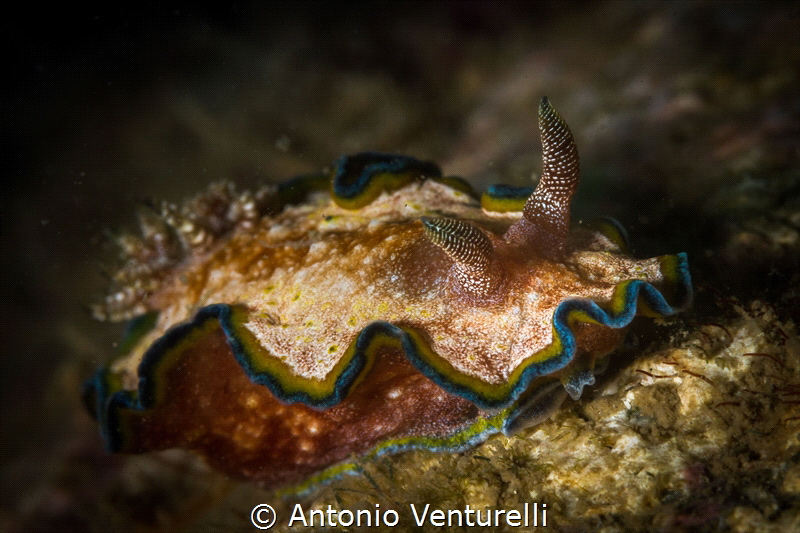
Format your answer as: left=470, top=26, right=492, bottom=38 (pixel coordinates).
left=85, top=98, right=691, bottom=490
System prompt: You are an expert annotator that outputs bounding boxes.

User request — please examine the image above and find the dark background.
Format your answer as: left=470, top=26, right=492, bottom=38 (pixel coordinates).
left=3, top=2, right=798, bottom=531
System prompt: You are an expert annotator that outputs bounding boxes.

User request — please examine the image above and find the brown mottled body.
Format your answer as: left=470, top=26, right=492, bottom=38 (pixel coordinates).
left=112, top=186, right=660, bottom=387
left=89, top=99, right=689, bottom=489
left=119, top=322, right=477, bottom=486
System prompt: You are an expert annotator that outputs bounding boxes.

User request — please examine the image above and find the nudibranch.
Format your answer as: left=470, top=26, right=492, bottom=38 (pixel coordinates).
left=85, top=98, right=691, bottom=490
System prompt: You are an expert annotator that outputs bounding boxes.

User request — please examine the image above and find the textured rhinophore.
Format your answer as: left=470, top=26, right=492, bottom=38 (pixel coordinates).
left=85, top=98, right=691, bottom=490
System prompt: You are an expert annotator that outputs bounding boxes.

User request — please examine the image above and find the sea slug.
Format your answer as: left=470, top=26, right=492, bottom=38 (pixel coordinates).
left=85, top=97, right=691, bottom=489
